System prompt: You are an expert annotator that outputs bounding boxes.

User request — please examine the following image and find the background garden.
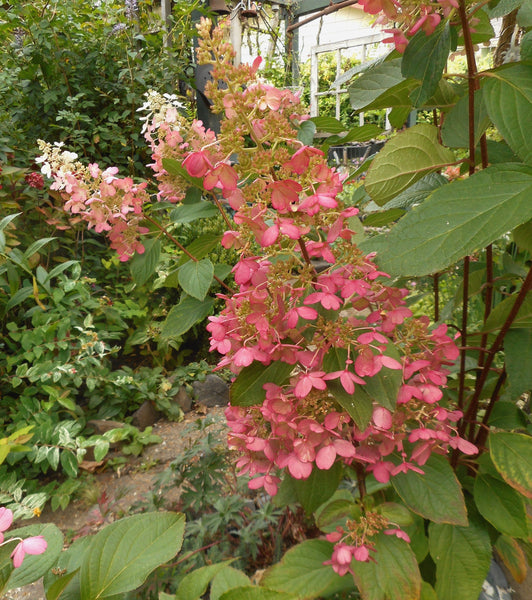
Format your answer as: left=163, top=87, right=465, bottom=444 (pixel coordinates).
left=1, top=1, right=532, bottom=599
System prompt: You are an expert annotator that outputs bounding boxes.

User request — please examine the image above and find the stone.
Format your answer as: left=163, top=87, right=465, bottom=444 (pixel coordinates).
left=192, top=374, right=229, bottom=407
left=175, top=386, right=193, bottom=413
left=131, top=400, right=163, bottom=428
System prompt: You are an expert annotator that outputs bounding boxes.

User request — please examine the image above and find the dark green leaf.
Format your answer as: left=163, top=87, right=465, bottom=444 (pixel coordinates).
left=329, top=380, right=373, bottom=430
left=60, top=450, right=78, bottom=478
left=364, top=124, right=455, bottom=205
left=24, top=237, right=56, bottom=259
left=80, top=512, right=185, bottom=600
left=360, top=164, right=532, bottom=277
left=458, top=9, right=494, bottom=43
left=160, top=295, right=215, bottom=339
left=177, top=233, right=223, bottom=267
left=391, top=454, right=468, bottom=525
left=262, top=540, right=354, bottom=599
left=210, top=566, right=251, bottom=600
left=489, top=401, right=528, bottom=429
left=483, top=290, right=532, bottom=332
left=402, top=22, right=451, bottom=107
left=175, top=561, right=233, bottom=600
left=495, top=535, right=528, bottom=584
left=219, top=587, right=295, bottom=600
left=170, top=202, right=218, bottom=224
left=352, top=532, right=421, bottom=600
left=363, top=208, right=405, bottom=227
left=518, top=1, right=532, bottom=27
left=513, top=219, right=532, bottom=253
left=441, top=88, right=491, bottom=148
left=311, top=116, right=345, bottom=134
left=487, top=0, right=523, bottom=18
left=489, top=431, right=532, bottom=499
left=349, top=58, right=417, bottom=112
left=520, top=30, right=532, bottom=61
left=297, top=120, right=316, bottom=145
left=230, top=361, right=293, bottom=407
left=5, top=523, right=63, bottom=591
left=429, top=519, right=491, bottom=600
left=504, top=329, right=532, bottom=400
left=377, top=173, right=448, bottom=210
left=290, top=462, right=343, bottom=514
left=474, top=474, right=528, bottom=537
left=483, top=63, right=532, bottom=165
left=178, top=258, right=214, bottom=301
left=130, top=238, right=161, bottom=287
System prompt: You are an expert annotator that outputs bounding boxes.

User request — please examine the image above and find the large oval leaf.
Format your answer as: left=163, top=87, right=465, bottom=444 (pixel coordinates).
left=80, top=511, right=185, bottom=600
left=473, top=474, right=528, bottom=538
left=230, top=360, right=293, bottom=407
left=160, top=295, right=215, bottom=339
left=4, top=523, right=63, bottom=591
left=402, top=22, right=451, bottom=107
left=178, top=258, right=214, bottom=301
left=483, top=63, right=532, bottom=165
left=429, top=519, right=491, bottom=600
left=364, top=124, right=455, bottom=205
left=352, top=532, right=421, bottom=600
left=361, top=163, right=532, bottom=277
left=262, top=539, right=354, bottom=599
left=391, top=454, right=468, bottom=526
left=489, top=431, right=532, bottom=499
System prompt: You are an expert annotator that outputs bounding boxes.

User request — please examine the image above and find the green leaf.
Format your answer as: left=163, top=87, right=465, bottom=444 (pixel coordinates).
left=311, top=116, right=345, bottom=134
left=377, top=502, right=414, bottom=527
left=210, top=566, right=251, bottom=600
left=360, top=163, right=532, bottom=277
left=60, top=449, right=79, bottom=478
left=474, top=474, right=528, bottom=537
left=402, top=22, right=451, bottom=107
left=175, top=561, right=233, bottom=600
left=522, top=31, right=532, bottom=61
left=488, top=401, right=528, bottom=429
left=262, top=540, right=354, bottom=599
left=160, top=295, right=214, bottom=339
left=504, top=329, right=532, bottom=399
left=364, top=124, right=455, bottom=205
left=0, top=213, right=21, bottom=232
left=290, top=462, right=343, bottom=515
left=377, top=172, right=448, bottom=210
left=161, top=157, right=201, bottom=186
left=483, top=63, right=532, bottom=165
left=80, top=512, right=185, bottom=600
left=24, top=237, right=56, bottom=259
left=513, top=219, right=532, bottom=253
left=363, top=208, right=405, bottom=227
left=230, top=361, right=293, bottom=407
left=458, top=9, right=494, bottom=44
left=321, top=125, right=384, bottom=149
left=361, top=347, right=402, bottom=411
left=351, top=532, right=421, bottom=600
left=178, top=258, right=214, bottom=301
left=391, top=454, right=468, bottom=526
left=483, top=290, right=532, bottom=332
left=489, top=431, right=532, bottom=499
left=328, top=380, right=373, bottom=430
left=428, top=519, right=491, bottom=600
left=130, top=238, right=161, bottom=287
left=349, top=58, right=417, bottom=112
left=495, top=535, right=528, bottom=584
left=441, top=88, right=491, bottom=148
left=487, top=0, right=523, bottom=18
left=177, top=232, right=223, bottom=267
left=315, top=497, right=361, bottom=532
left=4, top=523, right=63, bottom=591
left=518, top=1, right=532, bottom=27
left=297, top=120, right=316, bottom=145
left=219, top=588, right=295, bottom=600
left=420, top=581, right=438, bottom=600
left=170, top=201, right=218, bottom=224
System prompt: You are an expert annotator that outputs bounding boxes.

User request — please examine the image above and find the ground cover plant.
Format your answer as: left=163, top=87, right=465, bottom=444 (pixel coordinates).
left=1, top=0, right=532, bottom=598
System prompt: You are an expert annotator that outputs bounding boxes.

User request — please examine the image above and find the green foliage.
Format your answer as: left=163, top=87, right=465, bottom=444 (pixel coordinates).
left=0, top=0, right=202, bottom=173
